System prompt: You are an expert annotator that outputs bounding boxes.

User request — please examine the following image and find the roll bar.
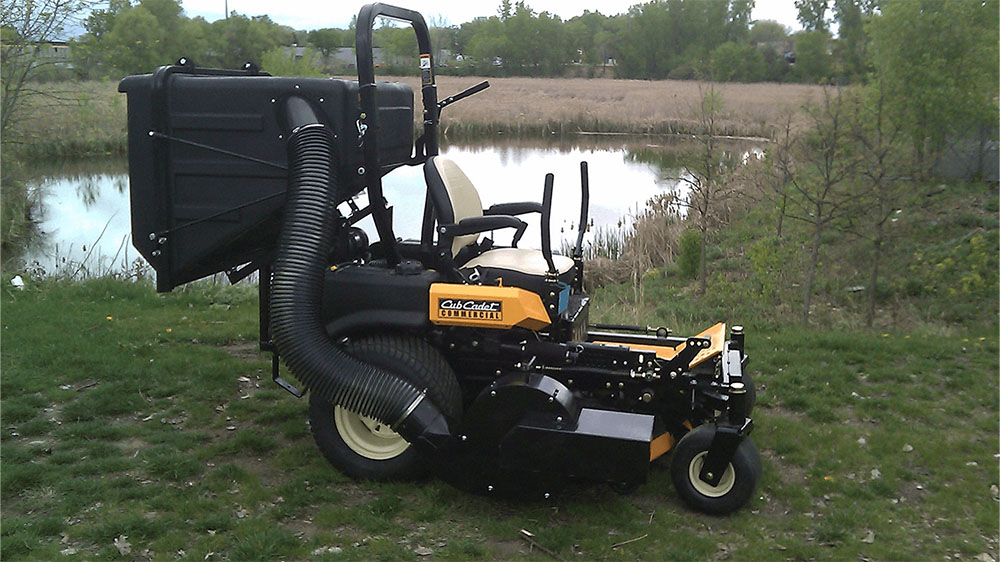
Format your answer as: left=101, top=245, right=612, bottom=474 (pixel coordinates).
left=355, top=3, right=439, bottom=265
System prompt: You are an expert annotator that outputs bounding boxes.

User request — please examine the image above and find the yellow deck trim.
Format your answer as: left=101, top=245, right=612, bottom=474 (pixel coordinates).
left=649, top=432, right=676, bottom=461
left=594, top=322, right=726, bottom=368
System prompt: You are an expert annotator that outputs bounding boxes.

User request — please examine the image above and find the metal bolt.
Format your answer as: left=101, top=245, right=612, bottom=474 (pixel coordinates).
left=547, top=396, right=553, bottom=403
left=556, top=416, right=562, bottom=423
left=543, top=492, right=550, bottom=499
left=294, top=84, right=300, bottom=89
left=157, top=237, right=167, bottom=245
left=358, top=167, right=365, bottom=175
left=319, top=97, right=325, bottom=103
left=605, top=382, right=611, bottom=388
left=147, top=130, right=155, bottom=137
left=151, top=250, right=161, bottom=257
left=278, top=134, right=283, bottom=139
left=641, top=392, right=653, bottom=403
left=495, top=370, right=502, bottom=376
left=360, top=112, right=367, bottom=119
left=472, top=341, right=479, bottom=347
left=549, top=292, right=555, bottom=297
left=705, top=472, right=714, bottom=480
left=567, top=379, right=573, bottom=385
left=487, top=485, right=494, bottom=492
left=148, top=232, right=156, bottom=241
left=548, top=304, right=555, bottom=310
left=460, top=434, right=467, bottom=441
left=515, top=363, right=522, bottom=369
left=618, top=382, right=624, bottom=389
left=270, top=98, right=276, bottom=103
left=490, top=390, right=497, bottom=397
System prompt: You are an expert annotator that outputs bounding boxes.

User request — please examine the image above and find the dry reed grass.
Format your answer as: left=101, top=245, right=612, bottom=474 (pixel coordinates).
left=581, top=192, right=688, bottom=289
left=19, top=77, right=823, bottom=157
left=375, top=75, right=826, bottom=139
left=12, top=80, right=128, bottom=158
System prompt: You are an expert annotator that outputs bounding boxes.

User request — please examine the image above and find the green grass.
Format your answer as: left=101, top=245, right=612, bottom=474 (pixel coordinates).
left=2, top=276, right=997, bottom=561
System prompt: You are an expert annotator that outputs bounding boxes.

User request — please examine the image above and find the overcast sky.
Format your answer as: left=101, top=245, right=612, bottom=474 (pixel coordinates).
left=179, top=0, right=801, bottom=33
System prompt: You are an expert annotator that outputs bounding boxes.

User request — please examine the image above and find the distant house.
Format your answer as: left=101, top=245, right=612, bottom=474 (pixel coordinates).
left=16, top=40, right=73, bottom=67
left=38, top=41, right=71, bottom=61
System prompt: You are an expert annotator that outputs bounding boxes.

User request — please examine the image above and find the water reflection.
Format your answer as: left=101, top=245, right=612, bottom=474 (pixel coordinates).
left=10, top=137, right=761, bottom=279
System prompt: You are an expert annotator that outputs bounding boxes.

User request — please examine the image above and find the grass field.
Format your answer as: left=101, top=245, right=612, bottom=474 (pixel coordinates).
left=2, top=278, right=997, bottom=561
left=10, top=77, right=823, bottom=159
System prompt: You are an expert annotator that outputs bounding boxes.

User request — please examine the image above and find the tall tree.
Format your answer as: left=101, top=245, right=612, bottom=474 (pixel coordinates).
left=308, top=28, right=344, bottom=59
left=726, top=0, right=754, bottom=42
left=868, top=0, right=999, bottom=178
left=783, top=89, right=861, bottom=324
left=790, top=30, right=832, bottom=83
left=1, top=0, right=97, bottom=140
left=844, top=85, right=910, bottom=327
left=794, top=0, right=828, bottom=31
left=831, top=0, right=874, bottom=82
left=677, top=85, right=741, bottom=296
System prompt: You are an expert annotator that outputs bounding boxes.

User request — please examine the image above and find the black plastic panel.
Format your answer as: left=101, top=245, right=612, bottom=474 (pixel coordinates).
left=321, top=264, right=441, bottom=334
left=118, top=65, right=414, bottom=291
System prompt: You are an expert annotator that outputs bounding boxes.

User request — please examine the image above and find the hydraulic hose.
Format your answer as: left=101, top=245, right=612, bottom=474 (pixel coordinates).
left=269, top=96, right=452, bottom=451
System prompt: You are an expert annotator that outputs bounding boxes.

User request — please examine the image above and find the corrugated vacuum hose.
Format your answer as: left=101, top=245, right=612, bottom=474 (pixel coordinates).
left=269, top=97, right=452, bottom=452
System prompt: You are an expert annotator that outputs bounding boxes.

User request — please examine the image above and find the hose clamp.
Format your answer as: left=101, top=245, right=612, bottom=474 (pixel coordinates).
left=391, top=389, right=426, bottom=430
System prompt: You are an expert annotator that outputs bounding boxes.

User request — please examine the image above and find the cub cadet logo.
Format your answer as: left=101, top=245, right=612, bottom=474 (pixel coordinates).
left=438, top=298, right=503, bottom=321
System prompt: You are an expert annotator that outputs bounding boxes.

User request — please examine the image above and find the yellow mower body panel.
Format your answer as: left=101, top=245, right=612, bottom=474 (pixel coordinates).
left=429, top=283, right=551, bottom=331
left=595, top=322, right=726, bottom=368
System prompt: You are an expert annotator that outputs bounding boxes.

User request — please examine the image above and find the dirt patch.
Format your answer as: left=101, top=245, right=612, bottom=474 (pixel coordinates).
left=484, top=538, right=527, bottom=559
left=218, top=341, right=267, bottom=362
left=116, top=437, right=151, bottom=456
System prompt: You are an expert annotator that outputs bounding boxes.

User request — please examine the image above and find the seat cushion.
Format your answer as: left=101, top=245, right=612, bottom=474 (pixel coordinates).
left=460, top=248, right=576, bottom=294
left=462, top=248, right=575, bottom=276
left=424, top=157, right=484, bottom=257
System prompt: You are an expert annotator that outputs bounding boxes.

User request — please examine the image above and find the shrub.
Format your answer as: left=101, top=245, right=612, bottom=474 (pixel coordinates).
left=677, top=229, right=701, bottom=279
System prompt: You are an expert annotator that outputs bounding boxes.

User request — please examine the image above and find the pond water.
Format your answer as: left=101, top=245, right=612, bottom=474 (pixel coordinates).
left=14, top=136, right=756, bottom=279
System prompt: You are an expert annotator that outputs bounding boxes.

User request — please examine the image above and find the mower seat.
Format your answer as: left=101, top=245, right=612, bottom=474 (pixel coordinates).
left=424, top=156, right=575, bottom=288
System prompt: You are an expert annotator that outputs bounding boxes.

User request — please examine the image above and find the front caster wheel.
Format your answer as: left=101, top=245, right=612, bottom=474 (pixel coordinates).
left=670, top=425, right=761, bottom=515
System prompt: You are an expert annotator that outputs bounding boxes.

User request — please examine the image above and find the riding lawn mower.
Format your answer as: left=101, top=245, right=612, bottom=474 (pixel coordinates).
left=119, top=3, right=761, bottom=515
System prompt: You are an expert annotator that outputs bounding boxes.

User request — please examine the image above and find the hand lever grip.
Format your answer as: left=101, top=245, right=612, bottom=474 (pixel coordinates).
left=437, top=81, right=490, bottom=110
left=541, top=173, right=557, bottom=276
left=575, top=161, right=590, bottom=260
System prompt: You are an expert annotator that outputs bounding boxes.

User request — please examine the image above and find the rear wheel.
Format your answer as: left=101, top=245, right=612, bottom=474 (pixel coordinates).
left=309, top=335, right=462, bottom=480
left=670, top=424, right=761, bottom=515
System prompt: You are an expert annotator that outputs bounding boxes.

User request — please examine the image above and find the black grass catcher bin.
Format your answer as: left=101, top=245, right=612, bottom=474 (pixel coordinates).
left=119, top=62, right=414, bottom=291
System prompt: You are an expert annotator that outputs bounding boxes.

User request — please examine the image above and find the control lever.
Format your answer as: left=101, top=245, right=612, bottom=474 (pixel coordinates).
left=437, top=80, right=490, bottom=111
left=541, top=173, right=557, bottom=276
left=575, top=161, right=590, bottom=260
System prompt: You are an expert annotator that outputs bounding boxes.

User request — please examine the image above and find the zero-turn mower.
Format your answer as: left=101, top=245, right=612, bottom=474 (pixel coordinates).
left=119, top=3, right=761, bottom=514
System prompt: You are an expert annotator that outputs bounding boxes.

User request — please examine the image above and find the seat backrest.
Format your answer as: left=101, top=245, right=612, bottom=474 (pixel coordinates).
left=424, top=156, right=484, bottom=257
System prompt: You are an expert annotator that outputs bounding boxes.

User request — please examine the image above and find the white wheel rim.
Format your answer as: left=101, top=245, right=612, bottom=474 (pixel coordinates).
left=334, top=406, right=410, bottom=460
left=688, top=451, right=736, bottom=497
